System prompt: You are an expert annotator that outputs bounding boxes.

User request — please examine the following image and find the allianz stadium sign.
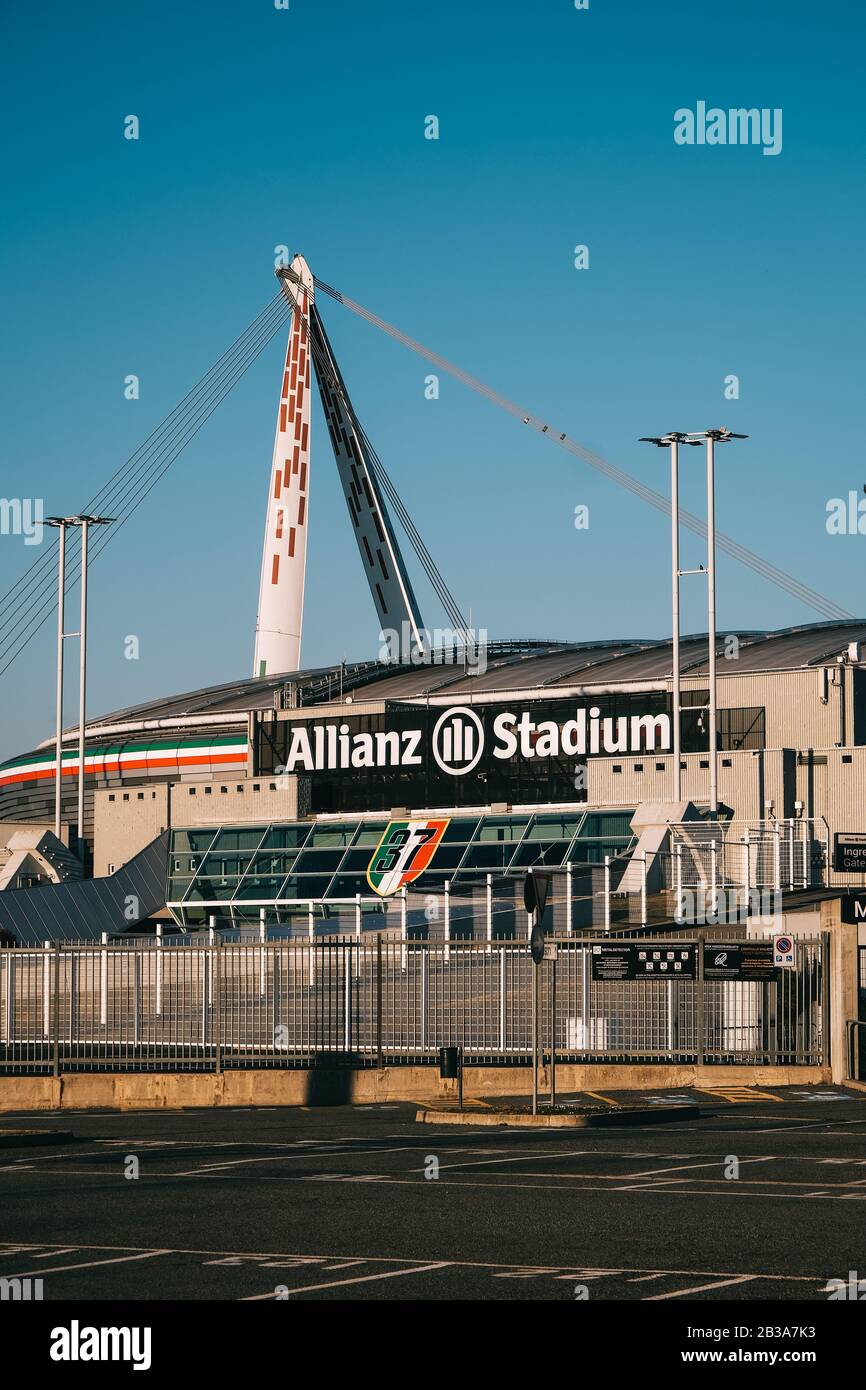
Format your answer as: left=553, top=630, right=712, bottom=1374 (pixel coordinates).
left=275, top=704, right=672, bottom=779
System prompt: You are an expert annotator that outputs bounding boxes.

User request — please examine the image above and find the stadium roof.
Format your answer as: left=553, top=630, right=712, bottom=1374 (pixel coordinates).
left=72, top=621, right=866, bottom=733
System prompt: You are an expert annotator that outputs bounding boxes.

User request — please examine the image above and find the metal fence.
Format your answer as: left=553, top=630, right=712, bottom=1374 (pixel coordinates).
left=0, top=935, right=827, bottom=1073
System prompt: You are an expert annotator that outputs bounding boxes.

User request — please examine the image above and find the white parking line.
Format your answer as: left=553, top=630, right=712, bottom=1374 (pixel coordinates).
left=241, top=1261, right=451, bottom=1298
left=4, top=1249, right=171, bottom=1279
left=644, top=1275, right=756, bottom=1300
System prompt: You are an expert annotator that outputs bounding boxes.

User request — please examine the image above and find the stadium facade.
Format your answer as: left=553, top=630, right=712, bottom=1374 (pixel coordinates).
left=2, top=256, right=866, bottom=940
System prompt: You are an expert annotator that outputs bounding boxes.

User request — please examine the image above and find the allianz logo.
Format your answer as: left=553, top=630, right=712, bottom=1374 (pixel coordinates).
left=50, top=1320, right=152, bottom=1371
left=274, top=704, right=672, bottom=777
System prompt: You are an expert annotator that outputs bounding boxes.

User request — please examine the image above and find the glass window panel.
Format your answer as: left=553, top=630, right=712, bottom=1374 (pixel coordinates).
left=524, top=814, right=584, bottom=841
left=476, top=817, right=530, bottom=842
left=352, top=822, right=389, bottom=847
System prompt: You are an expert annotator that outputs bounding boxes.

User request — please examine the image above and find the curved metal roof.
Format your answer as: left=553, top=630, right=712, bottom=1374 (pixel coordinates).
left=81, top=620, right=866, bottom=729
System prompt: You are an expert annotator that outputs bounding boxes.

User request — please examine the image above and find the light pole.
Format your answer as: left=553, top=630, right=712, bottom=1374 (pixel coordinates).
left=639, top=433, right=696, bottom=802
left=684, top=429, right=747, bottom=818
left=46, top=514, right=113, bottom=858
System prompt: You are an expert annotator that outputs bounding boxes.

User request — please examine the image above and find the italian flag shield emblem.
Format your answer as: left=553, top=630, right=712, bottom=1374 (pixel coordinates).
left=366, top=817, right=450, bottom=896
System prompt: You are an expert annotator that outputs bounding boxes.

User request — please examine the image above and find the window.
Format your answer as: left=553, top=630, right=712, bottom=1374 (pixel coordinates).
left=722, top=758, right=732, bottom=767
left=633, top=763, right=643, bottom=773
left=655, top=763, right=664, bottom=772
left=842, top=754, right=852, bottom=764
left=189, top=787, right=196, bottom=795
left=699, top=759, right=709, bottom=769
left=123, top=794, right=129, bottom=802
left=613, top=765, right=622, bottom=774
left=137, top=792, right=144, bottom=800
left=269, top=783, right=277, bottom=791
left=236, top=785, right=244, bottom=793
left=108, top=863, right=115, bottom=874
left=205, top=786, right=212, bottom=795
left=109, top=794, right=115, bottom=802
left=253, top=783, right=260, bottom=792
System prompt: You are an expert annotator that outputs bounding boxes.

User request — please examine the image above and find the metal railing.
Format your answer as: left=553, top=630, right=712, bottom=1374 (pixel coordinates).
left=0, top=934, right=827, bottom=1074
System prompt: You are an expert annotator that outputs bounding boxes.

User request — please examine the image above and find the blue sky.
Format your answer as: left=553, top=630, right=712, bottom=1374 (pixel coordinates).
left=1, top=0, right=864, bottom=759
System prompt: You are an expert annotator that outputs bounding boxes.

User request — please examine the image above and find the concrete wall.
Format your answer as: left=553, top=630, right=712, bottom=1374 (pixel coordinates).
left=0, top=1061, right=832, bottom=1114
left=94, top=777, right=304, bottom=878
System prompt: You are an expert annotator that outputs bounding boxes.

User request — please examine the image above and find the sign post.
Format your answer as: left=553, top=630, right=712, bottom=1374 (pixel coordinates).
left=524, top=872, right=552, bottom=1116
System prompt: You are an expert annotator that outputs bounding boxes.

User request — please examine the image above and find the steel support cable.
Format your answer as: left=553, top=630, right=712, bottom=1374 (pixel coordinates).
left=289, top=289, right=470, bottom=635
left=293, top=290, right=466, bottom=631
left=0, top=291, right=291, bottom=654
left=278, top=271, right=466, bottom=629
left=0, top=289, right=289, bottom=623
left=306, top=272, right=853, bottom=623
left=0, top=299, right=293, bottom=679
left=0, top=296, right=293, bottom=666
left=306, top=322, right=469, bottom=635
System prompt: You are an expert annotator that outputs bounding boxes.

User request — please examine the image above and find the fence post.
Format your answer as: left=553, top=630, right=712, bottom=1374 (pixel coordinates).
left=444, top=879, right=451, bottom=962
left=4, top=951, right=14, bottom=1045
left=697, top=930, right=705, bottom=1066
left=499, top=946, right=507, bottom=1054
left=69, top=949, right=77, bottom=1044
left=155, top=924, right=163, bottom=1018
left=308, top=901, right=315, bottom=986
left=213, top=936, right=222, bottom=1076
left=42, top=943, right=51, bottom=1041
left=675, top=841, right=683, bottom=903
left=259, top=911, right=266, bottom=999
left=344, top=942, right=352, bottom=1052
left=355, top=892, right=362, bottom=939
left=604, top=856, right=611, bottom=932
left=486, top=874, right=493, bottom=947
left=743, top=831, right=751, bottom=897
left=788, top=817, right=795, bottom=889
left=566, top=862, right=573, bottom=936
left=100, top=932, right=108, bottom=1028
left=641, top=851, right=648, bottom=928
left=400, top=886, right=408, bottom=971
left=421, top=945, right=428, bottom=1053
left=802, top=820, right=809, bottom=889
left=773, top=828, right=781, bottom=892
left=52, top=943, right=60, bottom=1079
left=710, top=841, right=718, bottom=916
left=133, top=950, right=141, bottom=1048
left=375, top=932, right=383, bottom=1068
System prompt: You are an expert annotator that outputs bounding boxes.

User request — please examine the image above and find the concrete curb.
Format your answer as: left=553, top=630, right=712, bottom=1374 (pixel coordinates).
left=0, top=1128, right=74, bottom=1147
left=415, top=1104, right=701, bottom=1128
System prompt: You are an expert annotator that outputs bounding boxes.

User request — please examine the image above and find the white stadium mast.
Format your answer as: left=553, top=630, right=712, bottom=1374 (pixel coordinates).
left=254, top=255, right=427, bottom=676
left=253, top=255, right=315, bottom=677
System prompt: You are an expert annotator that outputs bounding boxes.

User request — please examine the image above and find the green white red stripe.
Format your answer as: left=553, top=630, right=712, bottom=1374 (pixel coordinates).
left=0, top=735, right=248, bottom=788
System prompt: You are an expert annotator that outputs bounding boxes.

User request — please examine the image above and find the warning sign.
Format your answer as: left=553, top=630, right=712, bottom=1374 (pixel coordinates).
left=702, top=943, right=778, bottom=982
left=591, top=944, right=696, bottom=982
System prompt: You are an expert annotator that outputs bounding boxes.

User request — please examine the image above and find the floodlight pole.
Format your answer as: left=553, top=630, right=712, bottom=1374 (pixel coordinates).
left=706, top=434, right=718, bottom=817
left=77, top=519, right=90, bottom=857
left=53, top=522, right=67, bottom=839
left=48, top=514, right=113, bottom=861
left=670, top=437, right=682, bottom=802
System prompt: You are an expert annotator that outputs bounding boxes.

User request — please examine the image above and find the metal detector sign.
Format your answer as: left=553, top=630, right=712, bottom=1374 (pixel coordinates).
left=834, top=832, right=866, bottom=873
left=702, top=943, right=777, bottom=982
left=591, top=943, right=696, bottom=982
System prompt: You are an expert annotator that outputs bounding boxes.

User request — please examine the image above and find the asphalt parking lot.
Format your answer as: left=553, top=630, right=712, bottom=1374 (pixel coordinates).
left=1, top=1086, right=865, bottom=1301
